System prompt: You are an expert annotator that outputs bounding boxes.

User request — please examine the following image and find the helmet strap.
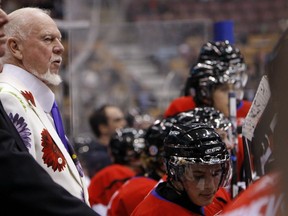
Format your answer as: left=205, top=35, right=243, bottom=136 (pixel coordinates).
left=167, top=179, right=185, bottom=195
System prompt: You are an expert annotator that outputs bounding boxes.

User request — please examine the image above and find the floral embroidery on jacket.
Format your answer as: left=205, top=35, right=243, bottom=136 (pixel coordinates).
left=0, top=89, right=28, bottom=110
left=21, top=90, right=36, bottom=107
left=9, top=112, right=32, bottom=149
left=41, top=129, right=66, bottom=172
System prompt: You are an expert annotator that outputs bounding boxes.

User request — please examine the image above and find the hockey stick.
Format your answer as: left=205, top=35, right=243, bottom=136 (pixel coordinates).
left=228, top=91, right=239, bottom=198
left=242, top=75, right=271, bottom=186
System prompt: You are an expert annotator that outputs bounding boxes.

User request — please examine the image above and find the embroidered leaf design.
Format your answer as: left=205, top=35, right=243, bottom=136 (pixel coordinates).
left=21, top=90, right=36, bottom=107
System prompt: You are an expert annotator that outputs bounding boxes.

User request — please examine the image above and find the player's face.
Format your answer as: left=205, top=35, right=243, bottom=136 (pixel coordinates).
left=216, top=129, right=234, bottom=150
left=181, top=164, right=222, bottom=206
left=212, top=83, right=234, bottom=117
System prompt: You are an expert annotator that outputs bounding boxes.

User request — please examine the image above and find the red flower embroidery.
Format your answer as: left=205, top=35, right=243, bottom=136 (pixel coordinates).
left=21, top=90, right=36, bottom=107
left=41, top=129, right=66, bottom=172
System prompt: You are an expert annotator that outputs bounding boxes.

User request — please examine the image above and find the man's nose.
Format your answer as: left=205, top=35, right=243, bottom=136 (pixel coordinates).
left=53, top=39, right=64, bottom=55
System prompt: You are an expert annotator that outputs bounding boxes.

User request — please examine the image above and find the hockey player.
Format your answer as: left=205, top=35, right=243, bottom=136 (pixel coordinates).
left=174, top=107, right=237, bottom=214
left=131, top=122, right=231, bottom=215
left=88, top=127, right=146, bottom=215
left=165, top=44, right=252, bottom=196
left=164, top=40, right=251, bottom=122
left=107, top=117, right=175, bottom=216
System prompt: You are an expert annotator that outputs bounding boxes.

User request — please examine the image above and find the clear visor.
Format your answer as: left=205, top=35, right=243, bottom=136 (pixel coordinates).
left=228, top=63, right=248, bottom=88
left=181, top=164, right=223, bottom=189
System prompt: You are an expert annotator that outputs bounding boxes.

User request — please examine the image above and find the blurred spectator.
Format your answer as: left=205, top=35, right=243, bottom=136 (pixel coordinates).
left=79, top=104, right=127, bottom=180
left=89, top=104, right=127, bottom=149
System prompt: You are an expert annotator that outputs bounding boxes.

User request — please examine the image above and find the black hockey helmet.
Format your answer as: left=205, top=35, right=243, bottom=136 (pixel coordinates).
left=185, top=41, right=247, bottom=104
left=198, top=40, right=247, bottom=90
left=197, top=40, right=244, bottom=64
left=186, top=60, right=230, bottom=105
left=164, top=122, right=231, bottom=187
left=109, top=127, right=146, bottom=165
left=175, top=107, right=234, bottom=150
left=175, top=107, right=232, bottom=132
left=144, top=117, right=177, bottom=162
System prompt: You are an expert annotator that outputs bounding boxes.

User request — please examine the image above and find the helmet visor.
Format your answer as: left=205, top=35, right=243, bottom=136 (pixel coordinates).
left=181, top=164, right=223, bottom=188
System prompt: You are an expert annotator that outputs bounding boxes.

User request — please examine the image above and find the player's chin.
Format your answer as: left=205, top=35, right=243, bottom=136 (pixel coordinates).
left=198, top=195, right=214, bottom=206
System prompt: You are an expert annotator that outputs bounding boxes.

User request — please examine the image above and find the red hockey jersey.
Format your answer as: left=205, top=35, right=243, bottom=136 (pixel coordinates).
left=107, top=176, right=157, bottom=216
left=164, top=96, right=251, bottom=119
left=88, top=164, right=135, bottom=206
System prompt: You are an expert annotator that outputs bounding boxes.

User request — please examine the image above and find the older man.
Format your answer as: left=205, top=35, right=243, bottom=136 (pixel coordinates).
left=0, top=7, right=88, bottom=204
left=0, top=7, right=101, bottom=215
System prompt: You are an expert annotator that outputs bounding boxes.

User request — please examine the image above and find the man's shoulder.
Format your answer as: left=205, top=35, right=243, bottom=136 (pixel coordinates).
left=91, top=164, right=135, bottom=180
left=170, top=96, right=194, bottom=103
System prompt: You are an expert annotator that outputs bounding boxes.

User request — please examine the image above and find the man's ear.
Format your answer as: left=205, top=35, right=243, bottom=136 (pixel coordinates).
left=7, top=37, right=23, bottom=60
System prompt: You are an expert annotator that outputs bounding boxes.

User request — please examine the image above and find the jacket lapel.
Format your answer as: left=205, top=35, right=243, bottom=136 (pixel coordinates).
left=32, top=103, right=83, bottom=185
left=0, top=73, right=83, bottom=185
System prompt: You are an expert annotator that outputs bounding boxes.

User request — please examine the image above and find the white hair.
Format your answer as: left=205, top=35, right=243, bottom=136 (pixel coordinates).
left=4, top=7, right=51, bottom=39
left=2, top=7, right=51, bottom=63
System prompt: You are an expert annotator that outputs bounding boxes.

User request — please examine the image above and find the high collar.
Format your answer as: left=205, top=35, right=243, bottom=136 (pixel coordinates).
left=2, top=64, right=55, bottom=113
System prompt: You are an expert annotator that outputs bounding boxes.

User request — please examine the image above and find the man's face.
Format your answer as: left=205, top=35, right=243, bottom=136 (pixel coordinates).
left=106, top=106, right=127, bottom=135
left=181, top=164, right=223, bottom=206
left=19, top=13, right=64, bottom=86
left=0, top=9, right=8, bottom=57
